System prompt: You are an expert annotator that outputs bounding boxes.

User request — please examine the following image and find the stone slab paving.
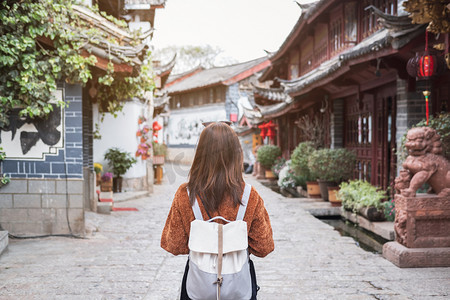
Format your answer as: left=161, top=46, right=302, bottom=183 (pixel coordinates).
left=0, top=163, right=449, bottom=299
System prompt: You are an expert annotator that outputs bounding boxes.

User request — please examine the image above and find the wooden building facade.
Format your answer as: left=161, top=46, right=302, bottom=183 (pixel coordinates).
left=245, top=0, right=450, bottom=189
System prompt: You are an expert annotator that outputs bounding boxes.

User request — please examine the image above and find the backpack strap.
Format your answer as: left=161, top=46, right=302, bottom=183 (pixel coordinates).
left=187, top=187, right=204, bottom=221
left=236, top=183, right=251, bottom=221
left=189, top=183, right=251, bottom=221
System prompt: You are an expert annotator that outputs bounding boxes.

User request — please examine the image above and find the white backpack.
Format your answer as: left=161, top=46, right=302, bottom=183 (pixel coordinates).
left=186, top=183, right=252, bottom=300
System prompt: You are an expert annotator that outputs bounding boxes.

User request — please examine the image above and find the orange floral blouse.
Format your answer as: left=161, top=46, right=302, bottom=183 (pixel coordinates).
left=161, top=183, right=274, bottom=257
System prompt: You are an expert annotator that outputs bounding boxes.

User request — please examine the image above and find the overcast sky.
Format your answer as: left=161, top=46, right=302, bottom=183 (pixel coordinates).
left=152, top=0, right=317, bottom=63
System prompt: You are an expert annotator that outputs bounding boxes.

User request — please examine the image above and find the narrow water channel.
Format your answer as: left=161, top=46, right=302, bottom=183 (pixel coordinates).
left=319, top=217, right=389, bottom=254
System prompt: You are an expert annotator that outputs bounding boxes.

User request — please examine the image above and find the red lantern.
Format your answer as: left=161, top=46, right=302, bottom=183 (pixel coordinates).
left=266, top=120, right=276, bottom=140
left=418, top=52, right=435, bottom=78
left=406, top=30, right=445, bottom=80
left=153, top=121, right=162, bottom=132
left=258, top=122, right=267, bottom=139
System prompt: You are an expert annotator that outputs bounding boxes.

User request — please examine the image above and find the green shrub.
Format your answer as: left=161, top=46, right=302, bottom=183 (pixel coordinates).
left=280, top=169, right=307, bottom=189
left=308, top=148, right=356, bottom=183
left=152, top=142, right=167, bottom=157
left=271, top=157, right=286, bottom=178
left=383, top=198, right=395, bottom=222
left=104, top=147, right=137, bottom=177
left=257, top=145, right=282, bottom=169
left=338, top=180, right=387, bottom=213
left=290, top=142, right=315, bottom=180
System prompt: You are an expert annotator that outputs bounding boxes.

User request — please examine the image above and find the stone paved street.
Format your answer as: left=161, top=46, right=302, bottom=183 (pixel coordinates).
left=0, top=163, right=449, bottom=299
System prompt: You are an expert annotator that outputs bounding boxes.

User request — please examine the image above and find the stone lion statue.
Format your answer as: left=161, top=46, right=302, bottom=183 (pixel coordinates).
left=399, top=127, right=450, bottom=197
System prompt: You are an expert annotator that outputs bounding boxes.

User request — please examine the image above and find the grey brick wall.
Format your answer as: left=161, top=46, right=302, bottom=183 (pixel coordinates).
left=0, top=82, right=85, bottom=236
left=0, top=178, right=84, bottom=235
left=2, top=83, right=83, bottom=179
left=396, top=77, right=427, bottom=171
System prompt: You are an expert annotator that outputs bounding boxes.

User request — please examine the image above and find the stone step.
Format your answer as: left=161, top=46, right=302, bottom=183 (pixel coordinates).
left=0, top=231, right=8, bottom=256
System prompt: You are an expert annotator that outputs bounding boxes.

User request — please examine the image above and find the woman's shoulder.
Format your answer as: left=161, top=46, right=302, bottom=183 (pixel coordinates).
left=246, top=184, right=264, bottom=207
left=173, top=183, right=190, bottom=205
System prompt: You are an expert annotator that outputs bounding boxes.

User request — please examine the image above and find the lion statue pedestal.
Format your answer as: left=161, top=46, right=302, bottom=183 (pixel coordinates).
left=383, top=127, right=450, bottom=268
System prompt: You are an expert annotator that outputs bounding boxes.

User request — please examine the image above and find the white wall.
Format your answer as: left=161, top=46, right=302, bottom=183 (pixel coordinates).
left=167, top=104, right=226, bottom=146
left=93, top=102, right=147, bottom=179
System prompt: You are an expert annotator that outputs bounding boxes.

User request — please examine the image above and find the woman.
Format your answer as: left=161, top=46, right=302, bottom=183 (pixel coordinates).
left=161, top=122, right=274, bottom=299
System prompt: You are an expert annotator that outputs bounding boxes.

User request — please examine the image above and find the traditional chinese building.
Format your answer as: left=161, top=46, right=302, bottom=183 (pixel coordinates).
left=244, top=0, right=450, bottom=189
left=163, top=57, right=270, bottom=163
left=0, top=0, right=166, bottom=236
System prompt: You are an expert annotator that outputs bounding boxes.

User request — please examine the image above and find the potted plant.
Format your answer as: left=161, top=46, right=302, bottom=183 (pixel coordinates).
left=279, top=169, right=305, bottom=198
left=290, top=142, right=319, bottom=198
left=338, top=180, right=387, bottom=221
left=152, top=141, right=167, bottom=165
left=104, top=147, right=137, bottom=193
left=94, top=163, right=103, bottom=186
left=256, top=145, right=282, bottom=179
left=308, top=148, right=356, bottom=201
left=100, top=172, right=113, bottom=192
left=0, top=147, right=10, bottom=188
left=271, top=157, right=286, bottom=179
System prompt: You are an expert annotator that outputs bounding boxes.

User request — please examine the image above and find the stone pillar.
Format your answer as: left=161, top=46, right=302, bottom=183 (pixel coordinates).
left=383, top=194, right=450, bottom=267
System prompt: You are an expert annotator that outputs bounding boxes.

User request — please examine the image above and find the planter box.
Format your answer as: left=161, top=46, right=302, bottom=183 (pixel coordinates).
left=317, top=180, right=336, bottom=201
left=265, top=170, right=276, bottom=179
left=153, top=155, right=165, bottom=165
left=306, top=181, right=321, bottom=198
left=100, top=179, right=113, bottom=192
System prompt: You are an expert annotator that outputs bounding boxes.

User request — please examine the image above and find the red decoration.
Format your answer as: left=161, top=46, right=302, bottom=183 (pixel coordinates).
left=258, top=123, right=267, bottom=139
left=153, top=121, right=162, bottom=132
left=423, top=90, right=431, bottom=125
left=406, top=30, right=445, bottom=79
left=418, top=53, right=435, bottom=78
left=265, top=120, right=276, bottom=140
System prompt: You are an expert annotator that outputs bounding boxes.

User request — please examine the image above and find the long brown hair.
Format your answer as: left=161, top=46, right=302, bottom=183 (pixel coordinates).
left=188, top=122, right=244, bottom=213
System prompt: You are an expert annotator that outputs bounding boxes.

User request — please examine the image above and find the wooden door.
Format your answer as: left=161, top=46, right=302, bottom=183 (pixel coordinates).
left=344, top=83, right=396, bottom=189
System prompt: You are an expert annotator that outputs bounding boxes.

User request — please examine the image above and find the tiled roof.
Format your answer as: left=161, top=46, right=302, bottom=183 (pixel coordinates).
left=73, top=5, right=150, bottom=66
left=253, top=85, right=291, bottom=105
left=279, top=20, right=423, bottom=96
left=165, top=57, right=270, bottom=94
left=154, top=55, right=176, bottom=76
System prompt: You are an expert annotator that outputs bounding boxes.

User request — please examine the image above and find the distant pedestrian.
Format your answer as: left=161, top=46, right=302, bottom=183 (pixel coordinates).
left=161, top=122, right=274, bottom=300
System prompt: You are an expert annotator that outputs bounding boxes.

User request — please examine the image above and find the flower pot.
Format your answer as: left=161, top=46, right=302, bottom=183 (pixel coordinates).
left=113, top=177, right=123, bottom=193
left=317, top=180, right=337, bottom=201
left=100, top=179, right=113, bottom=192
left=327, top=186, right=341, bottom=207
left=265, top=170, right=276, bottom=179
left=153, top=155, right=165, bottom=165
left=306, top=181, right=321, bottom=198
left=95, top=173, right=101, bottom=186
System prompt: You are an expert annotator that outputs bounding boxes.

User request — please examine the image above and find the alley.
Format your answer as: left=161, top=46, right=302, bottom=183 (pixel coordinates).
left=0, top=163, right=449, bottom=299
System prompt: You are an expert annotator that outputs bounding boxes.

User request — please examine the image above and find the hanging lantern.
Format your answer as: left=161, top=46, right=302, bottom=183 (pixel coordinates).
left=258, top=122, right=267, bottom=139
left=266, top=120, right=276, bottom=140
left=153, top=121, right=162, bottom=132
left=406, top=30, right=445, bottom=80
left=153, top=121, right=162, bottom=139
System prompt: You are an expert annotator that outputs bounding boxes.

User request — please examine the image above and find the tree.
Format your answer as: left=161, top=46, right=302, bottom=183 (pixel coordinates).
left=0, top=0, right=154, bottom=128
left=153, top=45, right=237, bottom=74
